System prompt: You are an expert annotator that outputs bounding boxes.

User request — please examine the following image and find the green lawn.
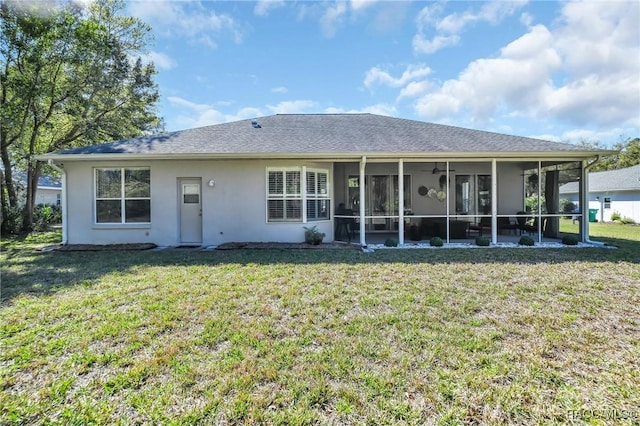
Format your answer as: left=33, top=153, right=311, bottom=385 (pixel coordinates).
left=1, top=227, right=639, bottom=425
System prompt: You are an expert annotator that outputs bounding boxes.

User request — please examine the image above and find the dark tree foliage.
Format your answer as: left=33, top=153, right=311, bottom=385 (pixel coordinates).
left=1, top=0, right=162, bottom=233
left=581, top=137, right=640, bottom=172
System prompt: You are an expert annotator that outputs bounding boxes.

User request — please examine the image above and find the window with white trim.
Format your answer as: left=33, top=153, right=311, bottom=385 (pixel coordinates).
left=267, top=168, right=302, bottom=221
left=266, top=167, right=330, bottom=222
left=306, top=169, right=330, bottom=221
left=604, top=197, right=611, bottom=209
left=95, top=168, right=150, bottom=224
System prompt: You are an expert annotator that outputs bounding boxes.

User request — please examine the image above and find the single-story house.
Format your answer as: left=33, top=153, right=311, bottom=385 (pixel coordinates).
left=35, top=175, right=62, bottom=206
left=560, top=164, right=640, bottom=223
left=10, top=172, right=62, bottom=206
left=37, top=113, right=611, bottom=247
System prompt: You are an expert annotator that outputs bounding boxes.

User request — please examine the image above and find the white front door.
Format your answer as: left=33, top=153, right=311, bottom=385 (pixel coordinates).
left=179, top=178, right=202, bottom=245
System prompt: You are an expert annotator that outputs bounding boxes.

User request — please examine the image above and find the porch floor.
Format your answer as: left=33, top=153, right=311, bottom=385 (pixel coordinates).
left=338, top=231, right=564, bottom=246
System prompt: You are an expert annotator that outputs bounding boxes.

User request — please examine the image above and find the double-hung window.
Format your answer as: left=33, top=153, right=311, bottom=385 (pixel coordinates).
left=95, top=168, right=151, bottom=224
left=306, top=169, right=330, bottom=221
left=267, top=169, right=302, bottom=221
left=266, top=167, right=330, bottom=222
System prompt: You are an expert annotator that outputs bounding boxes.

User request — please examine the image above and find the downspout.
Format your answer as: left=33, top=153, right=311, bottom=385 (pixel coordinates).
left=359, top=156, right=367, bottom=247
left=47, top=159, right=68, bottom=245
left=581, top=156, right=606, bottom=246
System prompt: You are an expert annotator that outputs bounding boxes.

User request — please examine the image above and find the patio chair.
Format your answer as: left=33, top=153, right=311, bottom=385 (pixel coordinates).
left=469, top=217, right=492, bottom=236
left=335, top=205, right=356, bottom=243
left=516, top=212, right=541, bottom=235
left=498, top=217, right=518, bottom=235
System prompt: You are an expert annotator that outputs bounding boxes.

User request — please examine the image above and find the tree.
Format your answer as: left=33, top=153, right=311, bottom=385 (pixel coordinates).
left=1, top=0, right=161, bottom=233
left=582, top=137, right=640, bottom=172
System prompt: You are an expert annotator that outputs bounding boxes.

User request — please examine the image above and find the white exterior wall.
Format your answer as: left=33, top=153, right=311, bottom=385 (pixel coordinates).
left=35, top=187, right=61, bottom=205
left=63, top=159, right=333, bottom=246
left=565, top=190, right=640, bottom=222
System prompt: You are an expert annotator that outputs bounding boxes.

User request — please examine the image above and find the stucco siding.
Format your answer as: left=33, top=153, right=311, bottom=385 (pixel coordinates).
left=563, top=190, right=640, bottom=222
left=64, top=159, right=333, bottom=246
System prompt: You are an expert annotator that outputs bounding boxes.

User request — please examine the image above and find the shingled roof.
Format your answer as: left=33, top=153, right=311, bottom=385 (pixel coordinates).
left=43, top=114, right=604, bottom=159
left=560, top=164, right=640, bottom=193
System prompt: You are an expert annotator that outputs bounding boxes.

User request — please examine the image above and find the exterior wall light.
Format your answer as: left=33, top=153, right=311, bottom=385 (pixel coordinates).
left=207, top=179, right=216, bottom=188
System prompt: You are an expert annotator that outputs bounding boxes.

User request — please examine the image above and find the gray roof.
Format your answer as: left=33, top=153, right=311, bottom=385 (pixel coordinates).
left=11, top=172, right=61, bottom=189
left=560, top=164, right=640, bottom=193
left=44, top=114, right=604, bottom=159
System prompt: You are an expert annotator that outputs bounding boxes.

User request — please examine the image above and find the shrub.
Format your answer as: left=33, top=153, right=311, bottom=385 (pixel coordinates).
left=384, top=238, right=398, bottom=247
left=430, top=236, right=443, bottom=247
left=33, top=204, right=62, bottom=232
left=610, top=211, right=622, bottom=222
left=562, top=235, right=579, bottom=246
left=620, top=217, right=635, bottom=225
left=303, top=225, right=325, bottom=245
left=475, top=236, right=490, bottom=246
left=518, top=236, right=535, bottom=246
left=1, top=205, right=23, bottom=235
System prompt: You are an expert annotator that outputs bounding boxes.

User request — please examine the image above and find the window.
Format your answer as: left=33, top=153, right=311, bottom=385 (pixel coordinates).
left=266, top=167, right=330, bottom=222
left=455, top=174, right=491, bottom=215
left=306, top=169, right=330, bottom=221
left=604, top=197, right=611, bottom=209
left=95, top=168, right=150, bottom=224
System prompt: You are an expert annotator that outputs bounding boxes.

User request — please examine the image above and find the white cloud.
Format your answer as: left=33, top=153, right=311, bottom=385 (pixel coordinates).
left=350, top=0, right=377, bottom=13
left=413, top=0, right=528, bottom=54
left=254, top=0, right=285, bottom=17
left=127, top=1, right=245, bottom=47
left=266, top=100, right=318, bottom=114
left=324, top=103, right=397, bottom=116
left=140, top=51, right=176, bottom=70
left=167, top=96, right=262, bottom=128
left=412, top=0, right=640, bottom=131
left=271, top=86, right=288, bottom=94
left=320, top=1, right=348, bottom=38
left=364, top=64, right=432, bottom=90
left=412, top=34, right=460, bottom=55
left=398, top=81, right=432, bottom=100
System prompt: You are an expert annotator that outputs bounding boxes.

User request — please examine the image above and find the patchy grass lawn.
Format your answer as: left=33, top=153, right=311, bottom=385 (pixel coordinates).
left=1, top=229, right=639, bottom=425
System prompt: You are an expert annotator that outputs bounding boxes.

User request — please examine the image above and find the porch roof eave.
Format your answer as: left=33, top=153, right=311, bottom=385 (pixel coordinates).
left=37, top=149, right=605, bottom=163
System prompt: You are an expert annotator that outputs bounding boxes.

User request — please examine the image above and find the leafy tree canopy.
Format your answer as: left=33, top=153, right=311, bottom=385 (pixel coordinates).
left=580, top=137, right=640, bottom=172
left=1, top=0, right=162, bottom=233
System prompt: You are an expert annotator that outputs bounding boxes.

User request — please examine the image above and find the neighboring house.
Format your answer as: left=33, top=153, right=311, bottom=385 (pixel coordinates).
left=560, top=164, right=640, bottom=223
left=9, top=172, right=62, bottom=206
left=34, top=175, right=62, bottom=206
left=38, top=114, right=609, bottom=247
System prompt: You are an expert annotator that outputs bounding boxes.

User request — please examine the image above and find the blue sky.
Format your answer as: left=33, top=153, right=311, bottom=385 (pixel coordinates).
left=125, top=0, right=640, bottom=146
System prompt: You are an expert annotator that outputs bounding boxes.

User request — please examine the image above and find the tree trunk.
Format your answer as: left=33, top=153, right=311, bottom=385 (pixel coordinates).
left=22, top=161, right=41, bottom=232
left=0, top=145, right=17, bottom=208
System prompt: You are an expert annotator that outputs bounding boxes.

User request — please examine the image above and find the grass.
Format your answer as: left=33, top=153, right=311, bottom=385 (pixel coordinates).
left=1, top=225, right=639, bottom=425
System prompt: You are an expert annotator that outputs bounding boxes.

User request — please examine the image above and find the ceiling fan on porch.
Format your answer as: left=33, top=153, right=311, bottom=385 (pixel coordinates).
left=430, top=162, right=456, bottom=174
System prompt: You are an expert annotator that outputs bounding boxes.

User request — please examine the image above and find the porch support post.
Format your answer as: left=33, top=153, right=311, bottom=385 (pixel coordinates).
left=446, top=161, right=450, bottom=243
left=491, top=159, right=498, bottom=244
left=537, top=160, right=542, bottom=243
left=359, top=156, right=367, bottom=247
left=398, top=159, right=405, bottom=245
left=580, top=160, right=590, bottom=242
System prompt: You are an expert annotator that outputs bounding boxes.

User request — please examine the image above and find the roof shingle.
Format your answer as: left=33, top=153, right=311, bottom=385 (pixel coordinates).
left=50, top=114, right=602, bottom=157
